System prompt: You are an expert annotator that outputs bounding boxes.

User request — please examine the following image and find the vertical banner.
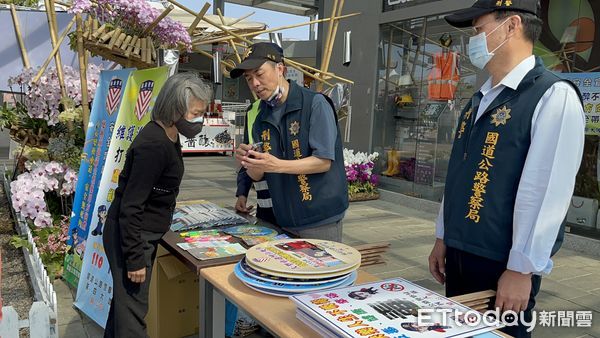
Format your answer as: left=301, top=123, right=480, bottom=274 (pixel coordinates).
left=74, top=67, right=169, bottom=326
left=561, top=73, right=600, bottom=135
left=64, top=69, right=134, bottom=288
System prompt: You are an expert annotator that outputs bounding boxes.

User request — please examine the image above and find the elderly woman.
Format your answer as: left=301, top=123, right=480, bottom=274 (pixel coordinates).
left=103, top=73, right=212, bottom=337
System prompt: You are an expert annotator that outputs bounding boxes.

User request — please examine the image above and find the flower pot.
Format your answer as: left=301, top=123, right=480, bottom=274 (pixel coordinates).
left=349, top=191, right=380, bottom=202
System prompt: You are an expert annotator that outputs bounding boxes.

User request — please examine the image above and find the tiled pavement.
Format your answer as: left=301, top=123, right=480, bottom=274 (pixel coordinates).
left=51, top=155, right=600, bottom=337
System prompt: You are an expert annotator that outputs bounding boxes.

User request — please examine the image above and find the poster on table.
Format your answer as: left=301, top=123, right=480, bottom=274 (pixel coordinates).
left=245, top=239, right=361, bottom=277
left=561, top=72, right=600, bottom=135
left=291, top=278, right=500, bottom=338
left=74, top=67, right=169, bottom=326
left=63, top=69, right=134, bottom=288
left=180, top=118, right=235, bottom=153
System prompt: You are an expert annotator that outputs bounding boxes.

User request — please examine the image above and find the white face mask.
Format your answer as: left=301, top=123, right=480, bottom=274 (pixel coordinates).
left=468, top=18, right=511, bottom=69
left=265, top=67, right=285, bottom=107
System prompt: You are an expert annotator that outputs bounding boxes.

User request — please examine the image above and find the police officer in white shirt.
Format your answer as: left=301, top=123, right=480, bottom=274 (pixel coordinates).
left=428, top=1, right=585, bottom=337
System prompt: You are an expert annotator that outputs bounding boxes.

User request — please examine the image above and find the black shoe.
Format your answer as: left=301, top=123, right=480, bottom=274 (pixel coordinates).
left=92, top=230, right=98, bottom=236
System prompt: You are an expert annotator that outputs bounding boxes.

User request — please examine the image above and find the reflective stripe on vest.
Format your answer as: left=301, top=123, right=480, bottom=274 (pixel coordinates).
left=247, top=100, right=261, bottom=144
left=257, top=198, right=273, bottom=208
left=254, top=180, right=269, bottom=191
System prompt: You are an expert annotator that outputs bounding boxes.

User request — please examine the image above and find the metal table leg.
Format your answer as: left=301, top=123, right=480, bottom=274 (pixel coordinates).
left=212, top=288, right=226, bottom=338
left=199, top=275, right=212, bottom=338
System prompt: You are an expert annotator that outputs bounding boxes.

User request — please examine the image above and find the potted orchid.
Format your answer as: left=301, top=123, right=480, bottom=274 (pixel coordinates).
left=1, top=65, right=101, bottom=169
left=9, top=161, right=78, bottom=277
left=343, top=148, right=380, bottom=201
left=1, top=65, right=100, bottom=278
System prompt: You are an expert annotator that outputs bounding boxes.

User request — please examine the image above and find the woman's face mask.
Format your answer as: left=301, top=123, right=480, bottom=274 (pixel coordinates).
left=468, top=17, right=512, bottom=69
left=176, top=98, right=206, bottom=138
left=176, top=116, right=204, bottom=138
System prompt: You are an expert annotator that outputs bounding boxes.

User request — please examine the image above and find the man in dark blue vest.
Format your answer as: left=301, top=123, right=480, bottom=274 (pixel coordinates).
left=232, top=42, right=349, bottom=242
left=428, top=1, right=585, bottom=337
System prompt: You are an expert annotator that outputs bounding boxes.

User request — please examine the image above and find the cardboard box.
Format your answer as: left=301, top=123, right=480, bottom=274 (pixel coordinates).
left=146, top=245, right=199, bottom=338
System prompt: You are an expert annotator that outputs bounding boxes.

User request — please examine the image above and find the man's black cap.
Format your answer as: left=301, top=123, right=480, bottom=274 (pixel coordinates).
left=445, top=0, right=540, bottom=28
left=230, top=42, right=284, bottom=79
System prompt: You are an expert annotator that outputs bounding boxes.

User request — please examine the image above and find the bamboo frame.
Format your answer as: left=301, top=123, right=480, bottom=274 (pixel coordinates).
left=76, top=14, right=90, bottom=134
left=10, top=4, right=30, bottom=68
left=193, top=47, right=235, bottom=70
left=321, top=0, right=339, bottom=68
left=324, top=0, right=344, bottom=69
left=141, top=5, right=174, bottom=37
left=193, top=13, right=360, bottom=45
left=317, top=0, right=344, bottom=91
left=44, top=0, right=67, bottom=97
left=169, top=0, right=349, bottom=88
left=188, top=2, right=211, bottom=34
left=228, top=11, right=255, bottom=26
left=33, top=17, right=76, bottom=83
left=286, top=59, right=353, bottom=84
left=216, top=8, right=227, bottom=25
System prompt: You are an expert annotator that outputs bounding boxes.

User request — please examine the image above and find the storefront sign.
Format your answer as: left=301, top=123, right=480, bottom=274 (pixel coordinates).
left=561, top=73, right=600, bottom=135
left=286, top=68, right=305, bottom=87
left=181, top=118, right=235, bottom=153
left=383, top=0, right=440, bottom=12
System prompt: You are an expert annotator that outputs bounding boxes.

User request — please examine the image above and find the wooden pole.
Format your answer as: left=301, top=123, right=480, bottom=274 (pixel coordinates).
left=317, top=0, right=345, bottom=91
left=288, top=63, right=334, bottom=87
left=216, top=8, right=227, bottom=25
left=76, top=14, right=90, bottom=134
left=193, top=13, right=360, bottom=45
left=168, top=0, right=252, bottom=44
left=285, top=59, right=353, bottom=84
left=9, top=4, right=31, bottom=68
left=32, top=17, right=76, bottom=83
left=188, top=2, right=211, bottom=34
left=141, top=5, right=174, bottom=37
left=194, top=47, right=235, bottom=70
left=44, top=0, right=67, bottom=98
left=323, top=0, right=345, bottom=69
left=319, top=0, right=339, bottom=71
left=228, top=11, right=255, bottom=26
left=229, top=40, right=242, bottom=63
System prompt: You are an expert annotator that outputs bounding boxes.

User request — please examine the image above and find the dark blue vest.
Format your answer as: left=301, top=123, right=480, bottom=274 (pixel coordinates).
left=252, top=81, right=349, bottom=229
left=444, top=57, right=581, bottom=262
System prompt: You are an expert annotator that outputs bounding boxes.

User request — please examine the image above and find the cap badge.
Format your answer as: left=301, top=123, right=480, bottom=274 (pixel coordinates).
left=243, top=47, right=253, bottom=60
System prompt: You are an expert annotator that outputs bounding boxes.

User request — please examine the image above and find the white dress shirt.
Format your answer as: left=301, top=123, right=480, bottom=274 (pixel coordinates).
left=435, top=55, right=585, bottom=275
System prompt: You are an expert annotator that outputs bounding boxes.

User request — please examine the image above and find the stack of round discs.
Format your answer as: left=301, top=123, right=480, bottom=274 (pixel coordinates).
left=234, top=239, right=361, bottom=297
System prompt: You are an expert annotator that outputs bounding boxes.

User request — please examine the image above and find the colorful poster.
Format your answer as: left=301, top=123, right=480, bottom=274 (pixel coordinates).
left=74, top=67, right=169, bottom=327
left=170, top=201, right=248, bottom=231
left=64, top=69, right=134, bottom=288
left=245, top=239, right=361, bottom=276
left=560, top=73, right=600, bottom=135
left=291, top=278, right=500, bottom=338
left=187, top=243, right=247, bottom=260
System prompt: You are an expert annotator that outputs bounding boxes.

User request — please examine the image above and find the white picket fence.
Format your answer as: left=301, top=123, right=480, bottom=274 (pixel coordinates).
left=1, top=171, right=58, bottom=338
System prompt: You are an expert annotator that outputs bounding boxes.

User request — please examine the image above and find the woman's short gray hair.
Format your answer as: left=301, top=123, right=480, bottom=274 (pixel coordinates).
left=151, top=72, right=213, bottom=125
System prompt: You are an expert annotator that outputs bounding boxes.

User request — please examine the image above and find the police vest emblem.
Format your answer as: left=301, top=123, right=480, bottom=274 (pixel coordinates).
left=289, top=121, right=300, bottom=136
left=491, top=106, right=512, bottom=127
